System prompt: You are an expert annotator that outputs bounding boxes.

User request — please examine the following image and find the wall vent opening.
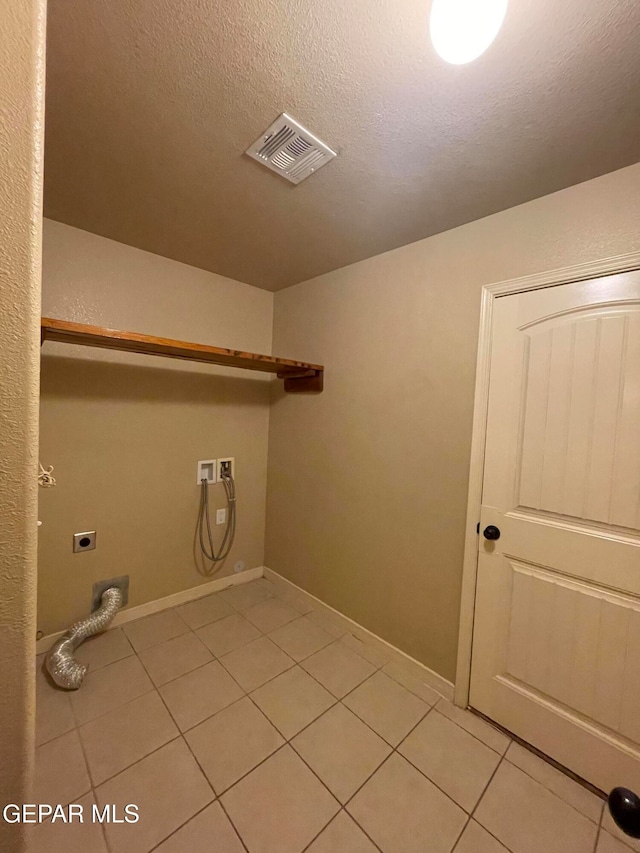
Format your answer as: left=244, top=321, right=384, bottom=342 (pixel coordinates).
left=245, top=113, right=337, bottom=185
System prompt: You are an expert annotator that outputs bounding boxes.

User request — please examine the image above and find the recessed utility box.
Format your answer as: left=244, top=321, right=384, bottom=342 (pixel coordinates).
left=197, top=459, right=216, bottom=485
left=217, top=457, right=235, bottom=480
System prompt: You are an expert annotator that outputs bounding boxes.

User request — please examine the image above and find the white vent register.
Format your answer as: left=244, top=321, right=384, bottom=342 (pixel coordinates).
left=245, top=113, right=337, bottom=184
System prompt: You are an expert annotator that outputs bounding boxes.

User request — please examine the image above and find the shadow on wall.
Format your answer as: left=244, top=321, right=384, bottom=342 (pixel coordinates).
left=39, top=354, right=272, bottom=406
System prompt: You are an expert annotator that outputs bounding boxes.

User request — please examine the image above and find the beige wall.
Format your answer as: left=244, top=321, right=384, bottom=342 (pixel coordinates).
left=266, top=162, right=640, bottom=683
left=0, top=0, right=46, bottom=845
left=39, top=221, right=273, bottom=637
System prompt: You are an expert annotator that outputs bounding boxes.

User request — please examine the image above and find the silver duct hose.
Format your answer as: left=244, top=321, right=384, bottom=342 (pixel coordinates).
left=45, top=587, right=123, bottom=690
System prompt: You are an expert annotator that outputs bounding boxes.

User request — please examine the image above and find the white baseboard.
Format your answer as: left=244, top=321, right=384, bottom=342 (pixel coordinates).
left=37, top=563, right=456, bottom=703
left=36, top=566, right=265, bottom=655
left=264, top=567, right=454, bottom=702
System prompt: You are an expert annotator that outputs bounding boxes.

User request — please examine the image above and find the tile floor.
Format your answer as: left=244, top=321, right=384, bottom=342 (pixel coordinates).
left=31, top=577, right=628, bottom=853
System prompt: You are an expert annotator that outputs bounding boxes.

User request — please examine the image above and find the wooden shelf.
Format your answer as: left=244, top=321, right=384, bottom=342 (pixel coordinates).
left=41, top=318, right=323, bottom=393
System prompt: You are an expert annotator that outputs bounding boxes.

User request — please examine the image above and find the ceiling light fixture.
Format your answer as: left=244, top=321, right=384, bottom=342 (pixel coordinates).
left=430, top=0, right=508, bottom=65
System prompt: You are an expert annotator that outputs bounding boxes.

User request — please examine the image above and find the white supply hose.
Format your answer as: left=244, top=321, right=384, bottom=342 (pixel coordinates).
left=45, top=587, right=123, bottom=690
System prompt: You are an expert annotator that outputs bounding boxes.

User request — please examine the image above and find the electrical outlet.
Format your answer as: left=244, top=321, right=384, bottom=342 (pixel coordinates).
left=73, top=531, right=96, bottom=553
left=216, top=508, right=227, bottom=525
left=217, top=457, right=235, bottom=480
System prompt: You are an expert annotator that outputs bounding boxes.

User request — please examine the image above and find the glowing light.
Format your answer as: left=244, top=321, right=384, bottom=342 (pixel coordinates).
left=430, top=0, right=508, bottom=65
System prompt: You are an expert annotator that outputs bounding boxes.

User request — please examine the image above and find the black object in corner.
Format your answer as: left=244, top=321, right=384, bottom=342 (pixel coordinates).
left=609, top=788, right=640, bottom=839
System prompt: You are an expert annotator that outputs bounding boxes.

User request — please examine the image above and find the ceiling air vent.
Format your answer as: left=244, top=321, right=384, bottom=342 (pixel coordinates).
left=245, top=113, right=337, bottom=185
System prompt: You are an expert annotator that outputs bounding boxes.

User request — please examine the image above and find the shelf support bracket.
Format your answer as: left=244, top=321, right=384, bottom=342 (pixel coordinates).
left=279, top=370, right=324, bottom=393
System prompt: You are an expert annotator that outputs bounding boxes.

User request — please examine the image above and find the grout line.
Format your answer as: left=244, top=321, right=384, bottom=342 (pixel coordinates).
left=98, top=669, right=451, bottom=851
left=76, top=681, right=168, bottom=733
left=214, top=645, right=297, bottom=693
left=72, top=634, right=136, bottom=676
left=36, top=584, right=283, bottom=849
left=122, top=624, right=192, bottom=656
left=74, top=714, right=99, bottom=791
left=179, top=626, right=396, bottom=845
left=431, top=699, right=509, bottom=756
left=41, top=598, right=417, bottom=761
left=35, top=582, right=514, bottom=852
left=145, top=801, right=222, bottom=853
left=338, top=675, right=432, bottom=749
left=216, top=797, right=251, bottom=853
left=47, top=701, right=114, bottom=851
left=501, top=748, right=605, bottom=825
left=92, top=787, right=115, bottom=853
left=104, top=610, right=337, bottom=739
left=209, top=618, right=386, bottom=708
left=268, top=631, right=335, bottom=662
left=594, top=802, right=640, bottom=853
left=340, top=811, right=385, bottom=852
left=341, top=705, right=441, bottom=807
left=139, top=641, right=216, bottom=689
left=471, top=707, right=606, bottom=800
left=249, top=677, right=341, bottom=741
left=317, top=679, right=511, bottom=844
left=449, top=818, right=471, bottom=852
left=592, top=801, right=605, bottom=853
left=174, top=686, right=292, bottom=851
left=300, top=808, right=384, bottom=853
left=241, top=631, right=396, bottom=746
left=152, top=653, right=217, bottom=691
left=126, top=642, right=218, bottom=806
left=71, top=683, right=158, bottom=730
left=130, top=648, right=235, bottom=851
left=156, top=620, right=320, bottom=837
left=59, top=613, right=263, bottom=730
left=451, top=753, right=507, bottom=852
left=230, top=740, right=341, bottom=846
left=34, top=703, right=76, bottom=749
left=266, top=569, right=456, bottom=697
left=64, top=677, right=93, bottom=788
left=91, top=729, right=184, bottom=790
left=207, top=683, right=342, bottom=802
left=36, top=580, right=608, bottom=853
left=472, top=759, right=506, bottom=816
left=210, top=685, right=437, bottom=851
left=38, top=591, right=392, bottom=723
left=354, top=706, right=433, bottom=787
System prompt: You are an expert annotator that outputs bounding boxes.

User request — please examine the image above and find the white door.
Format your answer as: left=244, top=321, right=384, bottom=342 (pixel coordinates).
left=470, top=271, right=640, bottom=793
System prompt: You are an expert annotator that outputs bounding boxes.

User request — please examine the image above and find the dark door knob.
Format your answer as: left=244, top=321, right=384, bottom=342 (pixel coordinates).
left=609, top=788, right=640, bottom=838
left=483, top=525, right=501, bottom=541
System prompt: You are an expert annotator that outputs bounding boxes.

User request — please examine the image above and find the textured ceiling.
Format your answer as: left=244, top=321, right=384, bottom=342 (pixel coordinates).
left=44, top=0, right=640, bottom=291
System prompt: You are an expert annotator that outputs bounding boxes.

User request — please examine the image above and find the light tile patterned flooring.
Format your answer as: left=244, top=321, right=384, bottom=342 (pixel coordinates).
left=31, top=578, right=630, bottom=853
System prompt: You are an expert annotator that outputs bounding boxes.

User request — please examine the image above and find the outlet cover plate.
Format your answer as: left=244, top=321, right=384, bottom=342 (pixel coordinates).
left=92, top=575, right=129, bottom=612
left=73, top=531, right=96, bottom=553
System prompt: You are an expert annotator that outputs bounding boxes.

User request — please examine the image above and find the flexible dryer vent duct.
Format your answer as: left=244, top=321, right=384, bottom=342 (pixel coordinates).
left=46, top=587, right=123, bottom=690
